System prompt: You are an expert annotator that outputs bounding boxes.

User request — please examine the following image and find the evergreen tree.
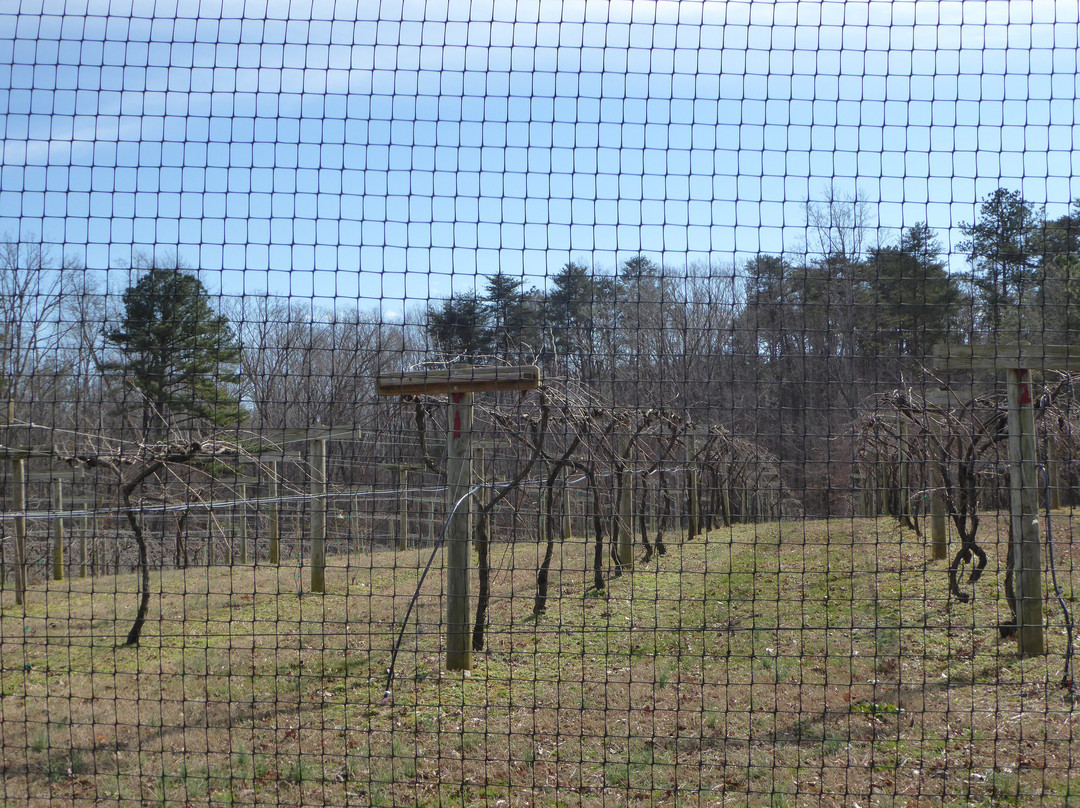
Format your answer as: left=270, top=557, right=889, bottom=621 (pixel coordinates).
left=959, top=188, right=1045, bottom=334
left=1035, top=200, right=1080, bottom=340
left=861, top=223, right=961, bottom=357
left=619, top=254, right=660, bottom=282
left=614, top=254, right=664, bottom=368
left=545, top=261, right=615, bottom=379
left=424, top=292, right=494, bottom=360
left=1041, top=200, right=1080, bottom=263
left=483, top=271, right=538, bottom=361
left=104, top=259, right=243, bottom=437
left=735, top=254, right=798, bottom=363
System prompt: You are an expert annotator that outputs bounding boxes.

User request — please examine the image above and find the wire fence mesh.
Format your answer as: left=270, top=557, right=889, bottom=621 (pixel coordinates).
left=3, top=0, right=1080, bottom=806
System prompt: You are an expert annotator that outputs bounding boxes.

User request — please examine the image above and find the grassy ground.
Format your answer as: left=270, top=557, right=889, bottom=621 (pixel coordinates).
left=2, top=515, right=1080, bottom=807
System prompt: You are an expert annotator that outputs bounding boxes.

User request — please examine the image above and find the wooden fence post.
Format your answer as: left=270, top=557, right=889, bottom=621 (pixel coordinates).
left=356, top=493, right=363, bottom=549
left=1047, top=441, right=1062, bottom=510
left=898, top=416, right=912, bottom=528
left=561, top=476, right=572, bottom=539
left=398, top=466, right=409, bottom=550
left=310, top=435, right=327, bottom=593
left=1007, top=368, right=1045, bottom=655
left=476, top=446, right=491, bottom=551
left=381, top=462, right=425, bottom=549
left=206, top=504, right=217, bottom=565
left=930, top=488, right=948, bottom=560
left=80, top=514, right=89, bottom=579
left=10, top=396, right=27, bottom=605
left=237, top=482, right=248, bottom=565
left=52, top=477, right=64, bottom=581
left=13, top=450, right=26, bottom=605
left=616, top=433, right=634, bottom=568
left=446, top=392, right=474, bottom=671
left=268, top=460, right=280, bottom=564
left=925, top=388, right=950, bottom=560
left=686, top=432, right=699, bottom=540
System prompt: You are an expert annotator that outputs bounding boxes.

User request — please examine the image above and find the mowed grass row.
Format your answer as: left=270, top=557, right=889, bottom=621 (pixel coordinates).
left=1, top=514, right=1079, bottom=807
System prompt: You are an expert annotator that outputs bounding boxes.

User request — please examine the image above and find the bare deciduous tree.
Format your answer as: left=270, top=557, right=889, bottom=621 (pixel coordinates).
left=0, top=236, right=74, bottom=414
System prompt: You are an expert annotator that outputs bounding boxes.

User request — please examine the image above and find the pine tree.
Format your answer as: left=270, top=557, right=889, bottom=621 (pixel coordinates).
left=104, top=259, right=244, bottom=437
left=861, top=223, right=961, bottom=357
left=545, top=261, right=615, bottom=379
left=424, top=292, right=494, bottom=360
left=1035, top=200, right=1080, bottom=341
left=959, top=188, right=1045, bottom=334
left=483, top=271, right=538, bottom=361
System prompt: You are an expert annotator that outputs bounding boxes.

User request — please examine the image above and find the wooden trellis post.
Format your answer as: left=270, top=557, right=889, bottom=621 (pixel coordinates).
left=719, top=471, right=732, bottom=527
left=310, top=431, right=327, bottom=593
left=1007, top=367, right=1044, bottom=655
left=762, top=471, right=782, bottom=520
left=80, top=514, right=90, bottom=579
left=2, top=401, right=38, bottom=606
left=256, top=425, right=360, bottom=586
left=852, top=470, right=872, bottom=517
left=2, top=406, right=56, bottom=602
left=237, top=481, right=248, bottom=565
left=561, top=476, right=572, bottom=540
left=377, top=365, right=541, bottom=672
left=925, top=388, right=952, bottom=561
left=267, top=460, right=280, bottom=564
left=397, top=465, right=409, bottom=550
left=351, top=493, right=360, bottom=551
left=897, top=415, right=913, bottom=529
left=475, top=446, right=492, bottom=553
left=686, top=431, right=699, bottom=539
left=1046, top=441, right=1062, bottom=509
left=381, top=462, right=425, bottom=550
left=929, top=487, right=948, bottom=559
left=25, top=469, right=84, bottom=580
left=933, top=344, right=1080, bottom=656
left=444, top=392, right=473, bottom=669
left=616, top=433, right=634, bottom=568
left=207, top=498, right=219, bottom=565
left=51, top=477, right=64, bottom=581
left=13, top=448, right=26, bottom=604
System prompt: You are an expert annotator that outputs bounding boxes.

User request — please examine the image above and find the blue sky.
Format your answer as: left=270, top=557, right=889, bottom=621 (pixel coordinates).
left=1, top=0, right=1079, bottom=315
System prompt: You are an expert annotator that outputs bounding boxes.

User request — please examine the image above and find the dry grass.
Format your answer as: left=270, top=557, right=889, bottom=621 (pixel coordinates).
left=2, top=514, right=1080, bottom=807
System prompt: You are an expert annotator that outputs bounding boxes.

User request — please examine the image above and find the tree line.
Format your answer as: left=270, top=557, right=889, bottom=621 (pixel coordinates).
left=419, top=188, right=1080, bottom=509
left=2, top=186, right=1079, bottom=514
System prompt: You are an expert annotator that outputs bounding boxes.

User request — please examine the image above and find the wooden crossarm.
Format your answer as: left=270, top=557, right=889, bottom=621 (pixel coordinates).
left=377, top=365, right=542, bottom=397
left=933, top=343, right=1080, bottom=371
left=379, top=462, right=428, bottom=472
left=253, top=425, right=362, bottom=448
left=0, top=444, right=55, bottom=459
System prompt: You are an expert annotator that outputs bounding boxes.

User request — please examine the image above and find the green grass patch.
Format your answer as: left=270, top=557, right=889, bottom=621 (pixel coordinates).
left=0, top=516, right=1076, bottom=806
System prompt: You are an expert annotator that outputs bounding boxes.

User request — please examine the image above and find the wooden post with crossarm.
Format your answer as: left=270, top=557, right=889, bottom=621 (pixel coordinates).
left=933, top=344, right=1080, bottom=656
left=377, top=365, right=541, bottom=671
